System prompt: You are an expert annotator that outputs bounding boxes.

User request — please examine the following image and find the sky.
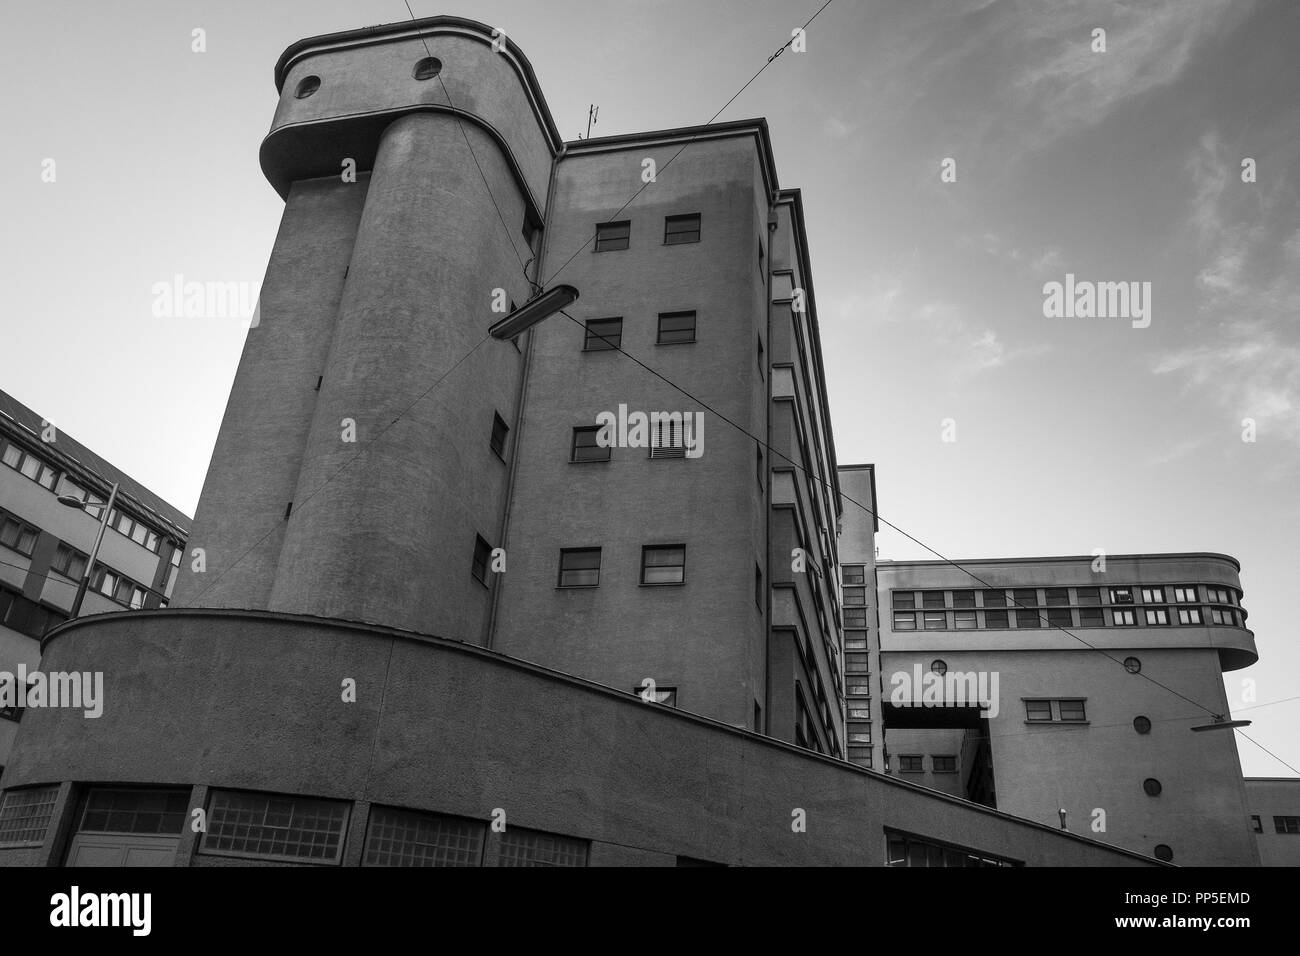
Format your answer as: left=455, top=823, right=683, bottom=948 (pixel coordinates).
left=0, top=0, right=1296, bottom=776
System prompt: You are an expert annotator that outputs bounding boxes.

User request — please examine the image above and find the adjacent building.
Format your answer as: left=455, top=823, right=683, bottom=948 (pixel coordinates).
left=1245, top=778, right=1300, bottom=866
left=869, top=553, right=1261, bottom=866
left=0, top=389, right=190, bottom=777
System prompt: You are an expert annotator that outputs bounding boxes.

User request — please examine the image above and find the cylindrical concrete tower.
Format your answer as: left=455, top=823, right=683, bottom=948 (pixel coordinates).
left=173, top=17, right=562, bottom=641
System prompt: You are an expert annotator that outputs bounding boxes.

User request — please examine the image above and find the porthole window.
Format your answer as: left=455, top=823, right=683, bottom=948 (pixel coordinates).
left=295, top=75, right=321, bottom=98
left=930, top=659, right=947, bottom=676
left=1143, top=778, right=1162, bottom=797
left=1133, top=716, right=1152, bottom=734
left=1153, top=844, right=1173, bottom=862
left=1123, top=656, right=1141, bottom=674
left=413, top=57, right=443, bottom=80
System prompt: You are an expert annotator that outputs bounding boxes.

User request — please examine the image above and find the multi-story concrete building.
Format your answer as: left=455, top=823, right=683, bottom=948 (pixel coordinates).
left=836, top=464, right=881, bottom=770
left=0, top=16, right=1166, bottom=868
left=0, top=389, right=190, bottom=777
left=870, top=553, right=1261, bottom=866
left=1245, top=778, right=1300, bottom=866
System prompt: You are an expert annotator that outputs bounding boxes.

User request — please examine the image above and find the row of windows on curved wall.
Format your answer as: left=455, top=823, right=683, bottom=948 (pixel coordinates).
left=892, top=585, right=1241, bottom=610
left=892, top=604, right=1245, bottom=631
left=1, top=436, right=180, bottom=556
left=0, top=784, right=590, bottom=867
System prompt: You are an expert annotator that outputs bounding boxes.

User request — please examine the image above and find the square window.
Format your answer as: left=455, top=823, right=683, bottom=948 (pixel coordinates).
left=932, top=755, right=957, bottom=773
left=1015, top=609, right=1040, bottom=628
left=663, top=214, right=701, bottom=244
left=892, top=611, right=916, bottom=631
left=1076, top=587, right=1101, bottom=605
left=923, top=611, right=946, bottom=630
left=1025, top=700, right=1053, bottom=722
left=898, top=755, right=923, bottom=773
left=490, top=413, right=509, bottom=461
left=472, top=535, right=491, bottom=585
left=952, top=590, right=976, bottom=608
left=641, top=545, right=685, bottom=585
left=954, top=610, right=977, bottom=629
left=983, top=609, right=1009, bottom=628
left=571, top=426, right=610, bottom=463
left=844, top=607, right=867, bottom=627
left=1113, top=608, right=1137, bottom=626
left=558, top=548, right=601, bottom=588
left=1177, top=607, right=1202, bottom=625
left=843, top=587, right=866, bottom=606
left=1144, top=607, right=1169, bottom=625
left=657, top=310, right=697, bottom=344
left=1141, top=587, right=1165, bottom=603
left=892, top=591, right=916, bottom=609
left=583, top=317, right=622, bottom=351
left=842, top=566, right=866, bottom=586
left=1058, top=700, right=1086, bottom=722
left=922, top=590, right=945, bottom=608
left=594, top=220, right=630, bottom=252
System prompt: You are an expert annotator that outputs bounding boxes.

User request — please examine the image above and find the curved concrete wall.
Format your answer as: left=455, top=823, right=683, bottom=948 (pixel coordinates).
left=0, top=611, right=1160, bottom=867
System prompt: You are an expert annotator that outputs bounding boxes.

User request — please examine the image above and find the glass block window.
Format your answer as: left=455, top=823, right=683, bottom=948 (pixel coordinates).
left=496, top=827, right=589, bottom=867
left=201, top=790, right=349, bottom=864
left=363, top=806, right=485, bottom=867
left=0, top=786, right=59, bottom=846
left=78, top=787, right=188, bottom=835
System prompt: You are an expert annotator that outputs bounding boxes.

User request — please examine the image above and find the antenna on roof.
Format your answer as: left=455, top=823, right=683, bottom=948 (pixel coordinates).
left=583, top=104, right=599, bottom=139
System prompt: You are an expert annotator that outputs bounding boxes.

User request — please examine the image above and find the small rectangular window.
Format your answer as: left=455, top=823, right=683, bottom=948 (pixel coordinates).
left=663, top=214, right=701, bottom=245
left=1046, top=608, right=1072, bottom=628
left=898, top=755, right=923, bottom=773
left=892, top=591, right=916, bottom=609
left=1076, top=587, right=1101, bottom=605
left=932, top=755, right=957, bottom=773
left=1045, top=588, right=1069, bottom=606
left=1177, top=607, right=1202, bottom=625
left=983, top=610, right=1009, bottom=628
left=1113, top=608, right=1137, bottom=626
left=490, top=413, right=509, bottom=461
left=951, top=590, right=975, bottom=608
left=1274, top=816, right=1300, bottom=835
left=843, top=587, right=866, bottom=606
left=472, top=535, right=492, bottom=585
left=981, top=589, right=1007, bottom=607
left=1025, top=700, right=1053, bottom=722
left=1015, top=609, right=1041, bottom=628
left=893, top=611, right=916, bottom=631
left=922, top=590, right=945, bottom=609
left=558, top=548, right=601, bottom=588
left=656, top=310, right=697, bottom=345
left=1057, top=700, right=1086, bottom=722
left=0, top=444, right=21, bottom=469
left=571, top=426, right=610, bottom=463
left=1251, top=815, right=1263, bottom=833
left=842, top=566, right=865, bottom=586
left=641, top=545, right=685, bottom=585
left=1141, top=587, right=1165, bottom=603
left=1013, top=588, right=1038, bottom=607
left=923, top=611, right=946, bottom=630
left=844, top=607, right=867, bottom=627
left=1109, top=587, right=1134, bottom=604
left=583, top=317, right=622, bottom=350
left=594, top=220, right=630, bottom=252
left=1144, top=607, right=1169, bottom=625
left=954, top=610, right=977, bottom=629
left=1173, top=586, right=1198, bottom=603
left=1079, top=607, right=1104, bottom=626
left=1207, top=587, right=1231, bottom=604
left=846, top=653, right=869, bottom=674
